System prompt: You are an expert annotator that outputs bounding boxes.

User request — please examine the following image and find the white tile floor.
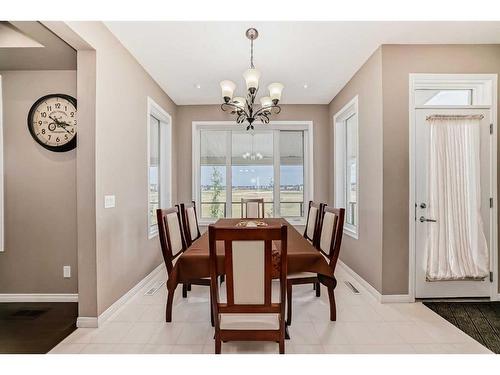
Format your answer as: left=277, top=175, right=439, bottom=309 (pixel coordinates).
left=50, top=267, right=493, bottom=354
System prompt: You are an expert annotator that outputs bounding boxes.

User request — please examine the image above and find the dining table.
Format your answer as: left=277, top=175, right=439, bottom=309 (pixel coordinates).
left=165, top=218, right=338, bottom=333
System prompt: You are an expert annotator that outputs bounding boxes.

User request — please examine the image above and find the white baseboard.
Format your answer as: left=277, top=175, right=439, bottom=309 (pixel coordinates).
left=0, top=293, right=78, bottom=302
left=337, top=260, right=412, bottom=304
left=76, top=263, right=165, bottom=328
left=76, top=317, right=98, bottom=328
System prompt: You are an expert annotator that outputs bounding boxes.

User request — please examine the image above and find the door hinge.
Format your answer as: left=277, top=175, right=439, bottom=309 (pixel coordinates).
left=490, top=197, right=493, bottom=208
left=490, top=123, right=493, bottom=134
left=490, top=272, right=494, bottom=282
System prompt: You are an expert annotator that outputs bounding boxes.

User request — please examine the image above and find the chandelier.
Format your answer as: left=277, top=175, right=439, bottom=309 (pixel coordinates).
left=220, top=28, right=284, bottom=131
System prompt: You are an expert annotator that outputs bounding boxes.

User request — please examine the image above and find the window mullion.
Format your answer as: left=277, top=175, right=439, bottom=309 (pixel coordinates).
left=226, top=130, right=232, bottom=218
left=273, top=130, right=280, bottom=217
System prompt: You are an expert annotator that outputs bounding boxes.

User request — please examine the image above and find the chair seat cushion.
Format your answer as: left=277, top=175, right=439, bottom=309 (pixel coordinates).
left=287, top=272, right=317, bottom=279
left=219, top=313, right=280, bottom=330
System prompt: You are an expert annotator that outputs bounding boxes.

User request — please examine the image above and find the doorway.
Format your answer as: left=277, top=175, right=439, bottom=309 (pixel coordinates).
left=409, top=74, right=498, bottom=300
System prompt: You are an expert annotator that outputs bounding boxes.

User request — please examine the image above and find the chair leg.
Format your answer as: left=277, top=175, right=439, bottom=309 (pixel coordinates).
left=327, top=286, right=336, bottom=321
left=286, top=281, right=293, bottom=326
left=220, top=275, right=225, bottom=285
left=209, top=292, right=214, bottom=327
left=315, top=282, right=321, bottom=297
left=187, top=283, right=192, bottom=291
left=166, top=287, right=175, bottom=322
left=279, top=339, right=285, bottom=354
left=215, top=335, right=222, bottom=354
left=182, top=283, right=188, bottom=298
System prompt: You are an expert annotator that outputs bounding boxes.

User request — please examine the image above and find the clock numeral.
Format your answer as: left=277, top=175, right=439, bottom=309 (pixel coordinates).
left=55, top=103, right=61, bottom=109
left=47, top=106, right=52, bottom=111
left=70, top=112, right=75, bottom=118
left=56, top=137, right=60, bottom=143
left=41, top=112, right=47, bottom=118
left=64, top=135, right=68, bottom=140
left=41, top=129, right=46, bottom=135
left=48, top=135, right=51, bottom=140
left=38, top=121, right=42, bottom=125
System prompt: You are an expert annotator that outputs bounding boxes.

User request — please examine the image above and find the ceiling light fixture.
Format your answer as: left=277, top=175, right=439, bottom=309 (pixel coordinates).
left=220, top=28, right=284, bottom=131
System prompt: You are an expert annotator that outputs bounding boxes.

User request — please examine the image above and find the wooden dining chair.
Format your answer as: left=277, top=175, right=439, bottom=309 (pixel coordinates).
left=241, top=198, right=265, bottom=219
left=208, top=224, right=288, bottom=354
left=303, top=201, right=324, bottom=246
left=300, top=201, right=325, bottom=297
left=286, top=206, right=345, bottom=326
left=180, top=201, right=201, bottom=247
left=157, top=207, right=213, bottom=325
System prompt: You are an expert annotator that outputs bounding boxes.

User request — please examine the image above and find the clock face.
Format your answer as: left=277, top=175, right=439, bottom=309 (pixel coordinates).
left=28, top=94, right=77, bottom=152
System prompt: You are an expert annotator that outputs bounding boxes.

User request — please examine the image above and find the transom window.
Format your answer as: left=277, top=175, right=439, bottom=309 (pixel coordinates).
left=193, top=122, right=312, bottom=224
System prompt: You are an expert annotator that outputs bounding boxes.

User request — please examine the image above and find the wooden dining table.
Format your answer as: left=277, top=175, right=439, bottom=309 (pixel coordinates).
left=165, top=218, right=338, bottom=326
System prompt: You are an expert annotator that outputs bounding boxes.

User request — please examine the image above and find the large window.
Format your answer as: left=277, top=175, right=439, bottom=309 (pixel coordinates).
left=148, top=98, right=172, bottom=238
left=194, top=122, right=312, bottom=224
left=334, top=96, right=359, bottom=238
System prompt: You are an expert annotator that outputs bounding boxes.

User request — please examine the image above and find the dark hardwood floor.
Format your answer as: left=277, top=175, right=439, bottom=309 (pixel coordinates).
left=0, top=302, right=78, bottom=354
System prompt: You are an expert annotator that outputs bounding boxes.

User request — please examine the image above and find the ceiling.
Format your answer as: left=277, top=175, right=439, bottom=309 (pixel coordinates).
left=105, top=21, right=500, bottom=105
left=0, top=21, right=76, bottom=71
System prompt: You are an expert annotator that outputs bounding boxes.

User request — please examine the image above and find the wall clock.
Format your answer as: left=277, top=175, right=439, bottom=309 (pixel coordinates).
left=27, top=94, right=77, bottom=152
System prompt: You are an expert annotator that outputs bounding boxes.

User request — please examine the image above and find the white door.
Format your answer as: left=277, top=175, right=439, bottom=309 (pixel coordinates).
left=415, top=107, right=492, bottom=298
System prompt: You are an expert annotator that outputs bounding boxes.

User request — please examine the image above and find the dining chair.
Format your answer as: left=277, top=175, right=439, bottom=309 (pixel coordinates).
left=208, top=223, right=288, bottom=354
left=300, top=201, right=325, bottom=297
left=303, top=201, right=324, bottom=246
left=180, top=201, right=201, bottom=247
left=157, top=207, right=213, bottom=325
left=241, top=198, right=265, bottom=219
left=286, top=206, right=345, bottom=326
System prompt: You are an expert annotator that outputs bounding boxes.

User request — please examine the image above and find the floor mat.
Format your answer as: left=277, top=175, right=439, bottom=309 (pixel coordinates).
left=423, top=301, right=500, bottom=353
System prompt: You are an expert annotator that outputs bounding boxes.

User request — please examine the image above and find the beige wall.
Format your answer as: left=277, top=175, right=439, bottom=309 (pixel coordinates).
left=175, top=104, right=331, bottom=209
left=328, top=48, right=384, bottom=292
left=65, top=22, right=178, bottom=315
left=0, top=70, right=78, bottom=293
left=380, top=44, right=500, bottom=294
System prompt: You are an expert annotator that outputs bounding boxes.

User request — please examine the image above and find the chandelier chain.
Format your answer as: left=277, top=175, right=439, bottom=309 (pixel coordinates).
left=250, top=38, right=254, bottom=69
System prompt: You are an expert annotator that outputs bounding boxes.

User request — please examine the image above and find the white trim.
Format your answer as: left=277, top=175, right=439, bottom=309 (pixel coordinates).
left=192, top=121, right=314, bottom=226
left=0, top=75, right=4, bottom=252
left=75, top=263, right=165, bottom=328
left=76, top=317, right=98, bottom=328
left=333, top=95, right=359, bottom=239
left=147, top=97, right=172, bottom=239
left=0, top=293, right=78, bottom=302
left=408, top=73, right=498, bottom=301
left=337, top=260, right=412, bottom=303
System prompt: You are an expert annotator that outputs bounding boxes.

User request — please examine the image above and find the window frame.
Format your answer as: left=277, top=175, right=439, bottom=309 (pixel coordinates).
left=147, top=97, right=172, bottom=239
left=334, top=95, right=359, bottom=239
left=192, top=121, right=314, bottom=226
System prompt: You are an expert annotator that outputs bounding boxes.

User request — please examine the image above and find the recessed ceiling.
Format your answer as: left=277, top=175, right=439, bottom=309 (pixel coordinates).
left=105, top=21, right=500, bottom=105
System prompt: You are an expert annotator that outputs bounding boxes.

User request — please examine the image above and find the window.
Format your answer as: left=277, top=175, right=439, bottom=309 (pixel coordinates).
left=415, top=89, right=472, bottom=106
left=148, top=98, right=172, bottom=238
left=334, top=96, right=359, bottom=238
left=193, top=122, right=312, bottom=224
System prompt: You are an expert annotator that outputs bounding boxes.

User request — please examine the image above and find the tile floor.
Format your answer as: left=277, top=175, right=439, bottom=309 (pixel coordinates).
left=50, top=267, right=493, bottom=354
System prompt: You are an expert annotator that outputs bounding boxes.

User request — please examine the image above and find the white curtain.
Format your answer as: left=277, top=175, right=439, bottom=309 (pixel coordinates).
left=425, top=116, right=489, bottom=281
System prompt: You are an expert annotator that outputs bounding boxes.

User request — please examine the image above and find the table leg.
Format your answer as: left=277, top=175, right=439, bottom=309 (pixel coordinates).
left=285, top=325, right=290, bottom=340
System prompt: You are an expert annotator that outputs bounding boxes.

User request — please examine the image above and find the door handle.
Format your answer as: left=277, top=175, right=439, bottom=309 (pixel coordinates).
left=419, top=216, right=437, bottom=223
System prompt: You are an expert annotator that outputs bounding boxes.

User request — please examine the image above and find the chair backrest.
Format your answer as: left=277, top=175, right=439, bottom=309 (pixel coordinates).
left=317, top=206, right=345, bottom=272
left=180, top=201, right=201, bottom=246
left=241, top=198, right=265, bottom=219
left=303, top=201, right=324, bottom=246
left=156, top=206, right=186, bottom=275
left=208, top=224, right=287, bottom=323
